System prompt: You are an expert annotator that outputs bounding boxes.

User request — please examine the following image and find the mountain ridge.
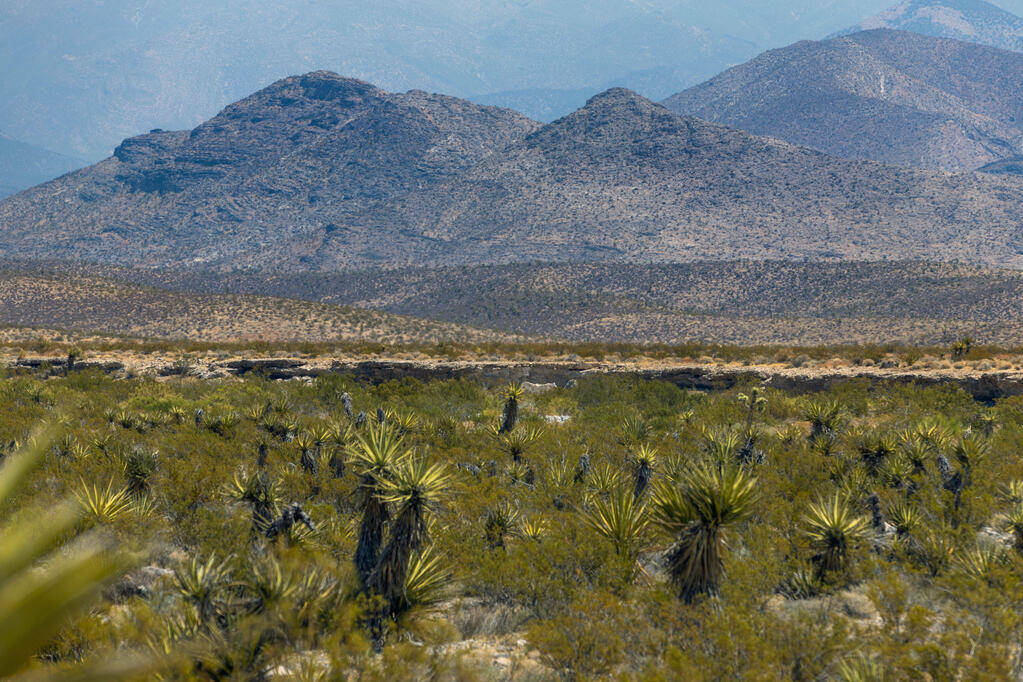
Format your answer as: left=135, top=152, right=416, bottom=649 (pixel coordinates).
left=7, top=72, right=1023, bottom=271
left=836, top=0, right=1023, bottom=51
left=0, top=132, right=84, bottom=198
left=663, top=29, right=1023, bottom=171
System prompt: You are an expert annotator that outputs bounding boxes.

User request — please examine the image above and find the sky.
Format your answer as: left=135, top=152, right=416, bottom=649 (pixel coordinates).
left=1, top=0, right=1020, bottom=158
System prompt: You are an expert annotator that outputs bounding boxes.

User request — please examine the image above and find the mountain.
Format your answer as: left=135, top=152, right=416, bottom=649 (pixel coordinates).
left=6, top=74, right=1023, bottom=270
left=0, top=72, right=539, bottom=269
left=663, top=29, right=1023, bottom=171
left=838, top=0, right=1023, bottom=51
left=0, top=0, right=771, bottom=159
left=0, top=133, right=83, bottom=198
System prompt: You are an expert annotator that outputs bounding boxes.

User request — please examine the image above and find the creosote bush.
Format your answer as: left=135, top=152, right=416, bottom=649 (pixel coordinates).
left=3, top=367, right=1023, bottom=678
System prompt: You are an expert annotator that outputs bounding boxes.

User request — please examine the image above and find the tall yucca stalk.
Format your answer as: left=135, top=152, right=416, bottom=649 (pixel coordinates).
left=802, top=493, right=869, bottom=578
left=348, top=422, right=407, bottom=585
left=1, top=426, right=150, bottom=679
left=650, top=464, right=757, bottom=602
left=582, top=485, right=648, bottom=564
left=631, top=444, right=658, bottom=500
left=367, top=457, right=451, bottom=617
left=499, top=384, right=523, bottom=434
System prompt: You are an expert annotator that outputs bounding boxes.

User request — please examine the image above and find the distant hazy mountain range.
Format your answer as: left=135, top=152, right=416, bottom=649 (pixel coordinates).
left=663, top=29, right=1023, bottom=171
left=5, top=70, right=1023, bottom=272
left=0, top=0, right=921, bottom=161
left=0, top=133, right=83, bottom=198
left=837, top=0, right=1023, bottom=50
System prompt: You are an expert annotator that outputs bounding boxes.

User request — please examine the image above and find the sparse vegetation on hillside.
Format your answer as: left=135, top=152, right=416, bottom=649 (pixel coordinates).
left=7, top=260, right=1023, bottom=347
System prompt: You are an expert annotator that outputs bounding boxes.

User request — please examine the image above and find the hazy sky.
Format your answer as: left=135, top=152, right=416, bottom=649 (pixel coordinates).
left=1, top=0, right=1021, bottom=158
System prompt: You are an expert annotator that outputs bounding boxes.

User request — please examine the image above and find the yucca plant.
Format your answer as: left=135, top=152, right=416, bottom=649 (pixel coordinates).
left=650, top=464, right=757, bottom=602
left=878, top=452, right=913, bottom=491
left=704, top=431, right=741, bottom=466
left=75, top=478, right=134, bottom=524
left=836, top=654, right=887, bottom=682
left=977, top=413, right=997, bottom=438
left=1, top=426, right=150, bottom=679
left=123, top=446, right=159, bottom=498
left=738, top=388, right=766, bottom=461
left=914, top=525, right=956, bottom=577
left=515, top=515, right=549, bottom=541
left=1003, top=505, right=1023, bottom=554
left=803, top=400, right=842, bottom=439
left=857, top=432, right=898, bottom=477
left=913, top=419, right=953, bottom=453
left=484, top=503, right=521, bottom=549
left=780, top=564, right=823, bottom=599
left=348, top=422, right=407, bottom=584
left=620, top=416, right=652, bottom=446
left=900, top=437, right=930, bottom=475
left=238, top=558, right=298, bottom=617
left=396, top=546, right=452, bottom=616
left=631, top=444, right=658, bottom=499
left=956, top=542, right=1007, bottom=583
left=775, top=423, right=803, bottom=445
left=368, top=457, right=451, bottom=618
left=499, top=384, right=524, bottom=433
left=227, top=469, right=281, bottom=537
left=952, top=436, right=988, bottom=486
left=588, top=461, right=623, bottom=495
left=582, top=485, right=648, bottom=565
left=810, top=432, right=837, bottom=458
left=506, top=460, right=534, bottom=486
left=174, top=553, right=232, bottom=627
left=496, top=426, right=543, bottom=462
left=802, top=493, right=869, bottom=578
left=1000, top=480, right=1023, bottom=505
left=887, top=500, right=920, bottom=538
left=950, top=336, right=973, bottom=360
left=294, top=434, right=318, bottom=474
left=389, top=411, right=419, bottom=436
left=544, top=456, right=575, bottom=490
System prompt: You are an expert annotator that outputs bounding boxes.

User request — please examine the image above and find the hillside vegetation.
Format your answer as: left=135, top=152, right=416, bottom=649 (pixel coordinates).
left=0, top=272, right=520, bottom=345
left=25, top=260, right=1023, bottom=346
left=6, top=366, right=1023, bottom=679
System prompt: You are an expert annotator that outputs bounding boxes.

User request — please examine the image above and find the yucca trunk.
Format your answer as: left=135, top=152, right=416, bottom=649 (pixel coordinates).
left=633, top=463, right=651, bottom=500
left=355, top=486, right=390, bottom=585
left=368, top=505, right=427, bottom=615
left=667, top=523, right=723, bottom=603
left=300, top=449, right=318, bottom=474
left=500, top=396, right=518, bottom=434
left=329, top=451, right=345, bottom=478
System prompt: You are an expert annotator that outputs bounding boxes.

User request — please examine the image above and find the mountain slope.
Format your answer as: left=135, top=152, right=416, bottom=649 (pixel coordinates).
left=839, top=0, right=1023, bottom=51
left=663, top=29, right=1023, bottom=171
left=0, top=270, right=521, bottom=344
left=7, top=78, right=1023, bottom=270
left=14, top=259, right=1023, bottom=346
left=0, top=71, right=539, bottom=269
left=329, top=87, right=1023, bottom=268
left=0, top=133, right=83, bottom=198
